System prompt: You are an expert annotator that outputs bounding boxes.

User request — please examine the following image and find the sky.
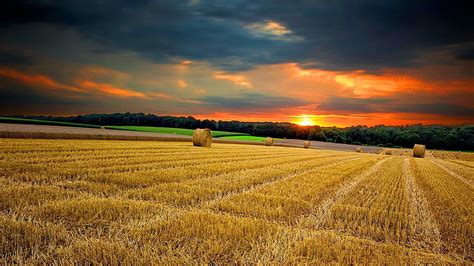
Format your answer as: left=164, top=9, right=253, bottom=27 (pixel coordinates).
left=0, top=1, right=473, bottom=127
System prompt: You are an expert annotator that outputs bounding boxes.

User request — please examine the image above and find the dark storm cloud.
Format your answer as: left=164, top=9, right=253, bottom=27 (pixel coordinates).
left=201, top=0, right=474, bottom=70
left=0, top=1, right=291, bottom=71
left=318, top=97, right=393, bottom=113
left=201, top=93, right=308, bottom=110
left=455, top=45, right=474, bottom=61
left=2, top=0, right=473, bottom=72
left=0, top=50, right=33, bottom=66
left=0, top=80, right=86, bottom=114
left=319, top=96, right=474, bottom=117
left=0, top=79, right=143, bottom=115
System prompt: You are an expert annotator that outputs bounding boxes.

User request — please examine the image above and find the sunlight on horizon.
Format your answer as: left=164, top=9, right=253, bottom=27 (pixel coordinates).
left=295, top=115, right=316, bottom=126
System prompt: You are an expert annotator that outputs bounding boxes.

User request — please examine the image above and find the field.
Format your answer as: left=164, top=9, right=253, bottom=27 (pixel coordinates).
left=218, top=135, right=268, bottom=141
left=107, top=125, right=250, bottom=138
left=0, top=117, right=255, bottom=139
left=0, top=117, right=101, bottom=129
left=1, top=139, right=473, bottom=264
left=381, top=147, right=474, bottom=158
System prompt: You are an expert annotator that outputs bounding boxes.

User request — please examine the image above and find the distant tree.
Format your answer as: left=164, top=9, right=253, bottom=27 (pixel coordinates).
left=8, top=113, right=473, bottom=151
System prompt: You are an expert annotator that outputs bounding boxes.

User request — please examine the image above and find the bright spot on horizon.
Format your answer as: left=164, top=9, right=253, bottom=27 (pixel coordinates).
left=296, top=116, right=315, bottom=126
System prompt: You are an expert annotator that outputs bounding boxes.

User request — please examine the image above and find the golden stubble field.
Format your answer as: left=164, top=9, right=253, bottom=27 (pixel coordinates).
left=1, top=138, right=473, bottom=264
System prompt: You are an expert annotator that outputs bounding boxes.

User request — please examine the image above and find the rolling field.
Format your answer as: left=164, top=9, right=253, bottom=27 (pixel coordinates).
left=1, top=117, right=253, bottom=139
left=0, top=116, right=102, bottom=129
left=217, top=135, right=268, bottom=141
left=107, top=125, right=250, bottom=138
left=1, top=139, right=473, bottom=264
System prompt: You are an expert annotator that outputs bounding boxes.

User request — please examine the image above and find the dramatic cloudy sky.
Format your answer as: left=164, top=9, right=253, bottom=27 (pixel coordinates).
left=0, top=0, right=473, bottom=126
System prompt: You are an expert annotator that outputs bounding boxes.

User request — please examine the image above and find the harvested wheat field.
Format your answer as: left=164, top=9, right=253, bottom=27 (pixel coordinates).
left=1, top=138, right=473, bottom=264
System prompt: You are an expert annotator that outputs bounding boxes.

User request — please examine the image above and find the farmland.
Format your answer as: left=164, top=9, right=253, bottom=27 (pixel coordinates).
left=1, top=138, right=473, bottom=264
left=106, top=125, right=250, bottom=138
left=217, top=135, right=268, bottom=142
left=0, top=116, right=102, bottom=129
left=0, top=117, right=253, bottom=139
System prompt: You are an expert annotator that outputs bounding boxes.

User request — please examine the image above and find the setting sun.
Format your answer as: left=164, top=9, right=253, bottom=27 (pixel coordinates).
left=296, top=116, right=315, bottom=126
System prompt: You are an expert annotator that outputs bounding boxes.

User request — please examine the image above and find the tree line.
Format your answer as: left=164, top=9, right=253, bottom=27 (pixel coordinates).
left=11, top=113, right=474, bottom=150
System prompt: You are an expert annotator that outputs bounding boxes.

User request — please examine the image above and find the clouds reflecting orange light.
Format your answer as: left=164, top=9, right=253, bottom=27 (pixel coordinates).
left=78, top=80, right=147, bottom=98
left=0, top=67, right=83, bottom=93
left=1, top=59, right=472, bottom=127
left=213, top=72, right=253, bottom=88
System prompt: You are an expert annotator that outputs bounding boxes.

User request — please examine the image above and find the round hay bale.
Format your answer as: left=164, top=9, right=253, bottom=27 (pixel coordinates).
left=265, top=137, right=273, bottom=146
left=413, top=144, right=426, bottom=158
left=303, top=141, right=310, bottom=149
left=356, top=147, right=363, bottom=153
left=192, top=128, right=212, bottom=147
left=100, top=126, right=105, bottom=129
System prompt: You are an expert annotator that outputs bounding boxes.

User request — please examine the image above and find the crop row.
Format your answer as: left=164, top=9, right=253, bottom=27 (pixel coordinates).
left=126, top=154, right=362, bottom=206
left=1, top=139, right=472, bottom=264
left=211, top=156, right=380, bottom=224
left=411, top=158, right=473, bottom=260
left=4, top=151, right=340, bottom=186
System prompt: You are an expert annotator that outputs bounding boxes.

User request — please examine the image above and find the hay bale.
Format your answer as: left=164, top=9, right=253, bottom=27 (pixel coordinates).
left=385, top=150, right=392, bottom=155
left=265, top=137, right=273, bottom=146
left=192, top=128, right=212, bottom=147
left=356, top=147, right=362, bottom=153
left=100, top=126, right=105, bottom=129
left=413, top=144, right=426, bottom=158
left=304, top=141, right=310, bottom=149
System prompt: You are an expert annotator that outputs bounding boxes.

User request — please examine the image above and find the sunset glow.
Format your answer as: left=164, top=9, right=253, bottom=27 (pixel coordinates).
left=295, top=115, right=316, bottom=126
left=0, top=1, right=472, bottom=126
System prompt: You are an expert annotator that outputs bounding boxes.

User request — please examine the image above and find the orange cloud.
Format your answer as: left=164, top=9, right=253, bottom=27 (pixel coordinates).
left=245, top=20, right=301, bottom=41
left=196, top=63, right=473, bottom=126
left=248, top=63, right=474, bottom=102
left=213, top=72, right=253, bottom=88
left=0, top=67, right=82, bottom=93
left=177, top=79, right=188, bottom=88
left=334, top=72, right=425, bottom=97
left=178, top=98, right=203, bottom=104
left=175, top=60, right=193, bottom=73
left=78, top=80, right=147, bottom=98
left=247, top=21, right=291, bottom=36
left=334, top=75, right=356, bottom=88
left=284, top=64, right=427, bottom=97
left=0, top=66, right=150, bottom=99
left=3, top=59, right=471, bottom=127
